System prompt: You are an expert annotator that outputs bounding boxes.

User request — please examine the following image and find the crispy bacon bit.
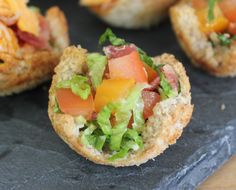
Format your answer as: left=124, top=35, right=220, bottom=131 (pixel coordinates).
left=103, top=44, right=136, bottom=59
left=16, top=16, right=50, bottom=50
left=91, top=112, right=98, bottom=120
left=144, top=76, right=160, bottom=91
left=142, top=91, right=161, bottom=119
left=162, top=64, right=179, bottom=92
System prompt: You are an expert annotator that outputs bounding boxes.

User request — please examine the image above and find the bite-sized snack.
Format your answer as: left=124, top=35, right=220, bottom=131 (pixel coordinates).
left=0, top=0, right=69, bottom=96
left=170, top=0, right=236, bottom=77
left=80, top=0, right=177, bottom=29
left=48, top=29, right=193, bottom=167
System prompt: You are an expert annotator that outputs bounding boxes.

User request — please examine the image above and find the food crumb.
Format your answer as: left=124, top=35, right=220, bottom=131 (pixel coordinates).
left=221, top=104, right=226, bottom=111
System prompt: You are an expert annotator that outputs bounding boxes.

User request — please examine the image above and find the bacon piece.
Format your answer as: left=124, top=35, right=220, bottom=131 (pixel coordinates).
left=103, top=44, right=136, bottom=59
left=142, top=90, right=161, bottom=119
left=144, top=76, right=160, bottom=91
left=162, top=64, right=179, bottom=92
left=16, top=16, right=50, bottom=50
left=0, top=13, right=19, bottom=26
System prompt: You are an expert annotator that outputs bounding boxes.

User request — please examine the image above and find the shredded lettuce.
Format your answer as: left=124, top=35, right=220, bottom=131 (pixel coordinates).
left=159, top=71, right=177, bottom=99
left=208, top=0, right=216, bottom=22
left=99, top=28, right=126, bottom=46
left=94, top=136, right=106, bottom=151
left=124, top=129, right=143, bottom=148
left=132, top=98, right=145, bottom=133
left=57, top=74, right=91, bottom=100
left=87, top=53, right=108, bottom=89
left=29, top=6, right=41, bottom=13
left=109, top=140, right=140, bottom=161
left=109, top=111, right=131, bottom=151
left=53, top=98, right=61, bottom=113
left=97, top=103, right=119, bottom=136
left=82, top=84, right=145, bottom=159
left=81, top=124, right=97, bottom=146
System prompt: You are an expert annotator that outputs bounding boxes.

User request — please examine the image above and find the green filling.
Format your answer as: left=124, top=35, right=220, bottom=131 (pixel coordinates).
left=79, top=29, right=181, bottom=161
left=53, top=98, right=61, bottom=113
left=87, top=53, right=108, bottom=89
left=208, top=0, right=216, bottom=22
left=81, top=84, right=146, bottom=160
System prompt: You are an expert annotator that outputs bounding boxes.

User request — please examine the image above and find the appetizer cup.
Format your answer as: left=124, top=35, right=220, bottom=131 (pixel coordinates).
left=170, top=0, right=236, bottom=77
left=0, top=0, right=69, bottom=96
left=48, top=29, right=193, bottom=167
left=80, top=0, right=177, bottom=29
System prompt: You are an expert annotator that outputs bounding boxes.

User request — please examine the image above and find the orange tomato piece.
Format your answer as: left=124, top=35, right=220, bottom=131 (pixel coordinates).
left=228, top=22, right=236, bottom=35
left=143, top=64, right=158, bottom=83
left=196, top=4, right=229, bottom=34
left=56, top=89, right=95, bottom=119
left=219, top=0, right=236, bottom=23
left=94, top=78, right=135, bottom=112
left=108, top=51, right=148, bottom=83
left=6, top=0, right=40, bottom=36
left=192, top=0, right=207, bottom=9
left=142, top=91, right=161, bottom=119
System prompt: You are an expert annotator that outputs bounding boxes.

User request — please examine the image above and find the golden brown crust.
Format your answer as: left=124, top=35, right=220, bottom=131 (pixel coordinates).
left=0, top=6, right=69, bottom=96
left=82, top=0, right=177, bottom=29
left=48, top=46, right=193, bottom=167
left=170, top=0, right=236, bottom=77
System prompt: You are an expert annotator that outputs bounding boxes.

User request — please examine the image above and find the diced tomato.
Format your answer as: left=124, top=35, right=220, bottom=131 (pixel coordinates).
left=196, top=5, right=229, bottom=34
left=192, top=0, right=207, bottom=9
left=219, top=0, right=236, bottom=23
left=142, top=91, right=161, bottom=119
left=127, top=115, right=134, bottom=128
left=228, top=22, right=236, bottom=35
left=94, top=78, right=135, bottom=112
left=56, top=89, right=95, bottom=119
left=144, top=64, right=158, bottom=82
left=108, top=51, right=148, bottom=83
left=104, top=45, right=136, bottom=59
left=162, top=64, right=179, bottom=92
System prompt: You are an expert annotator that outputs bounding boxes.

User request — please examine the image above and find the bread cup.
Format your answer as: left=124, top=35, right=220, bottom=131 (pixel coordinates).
left=48, top=29, right=193, bottom=167
left=0, top=0, right=69, bottom=96
left=170, top=0, right=236, bottom=77
left=80, top=0, right=177, bottom=29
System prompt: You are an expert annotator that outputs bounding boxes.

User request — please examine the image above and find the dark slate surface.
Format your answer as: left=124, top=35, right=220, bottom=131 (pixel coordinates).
left=0, top=0, right=236, bottom=189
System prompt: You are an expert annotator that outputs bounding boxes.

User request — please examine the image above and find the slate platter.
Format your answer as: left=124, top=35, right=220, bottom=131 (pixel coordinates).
left=0, top=0, right=236, bottom=189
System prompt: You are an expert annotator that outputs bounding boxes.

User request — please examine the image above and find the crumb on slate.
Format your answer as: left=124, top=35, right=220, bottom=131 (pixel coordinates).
left=221, top=104, right=226, bottom=111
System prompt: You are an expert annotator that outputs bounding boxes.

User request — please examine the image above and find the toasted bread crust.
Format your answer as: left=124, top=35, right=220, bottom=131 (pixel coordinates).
left=0, top=6, right=69, bottom=96
left=48, top=46, right=193, bottom=167
left=170, top=1, right=236, bottom=77
left=83, top=0, right=177, bottom=29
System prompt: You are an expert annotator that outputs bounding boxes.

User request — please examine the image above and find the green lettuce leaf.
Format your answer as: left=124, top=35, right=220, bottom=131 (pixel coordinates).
left=109, top=140, right=140, bottom=161
left=87, top=53, right=108, bottom=89
left=94, top=135, right=106, bottom=151
left=99, top=28, right=126, bottom=46
left=208, top=0, right=216, bottom=22
left=122, top=84, right=146, bottom=111
left=57, top=74, right=91, bottom=100
left=81, top=124, right=97, bottom=146
left=132, top=98, right=145, bottom=133
left=156, top=67, right=178, bottom=100
left=97, top=103, right=119, bottom=136
left=124, top=129, right=143, bottom=148
left=53, top=98, right=61, bottom=113
left=109, top=111, right=131, bottom=151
